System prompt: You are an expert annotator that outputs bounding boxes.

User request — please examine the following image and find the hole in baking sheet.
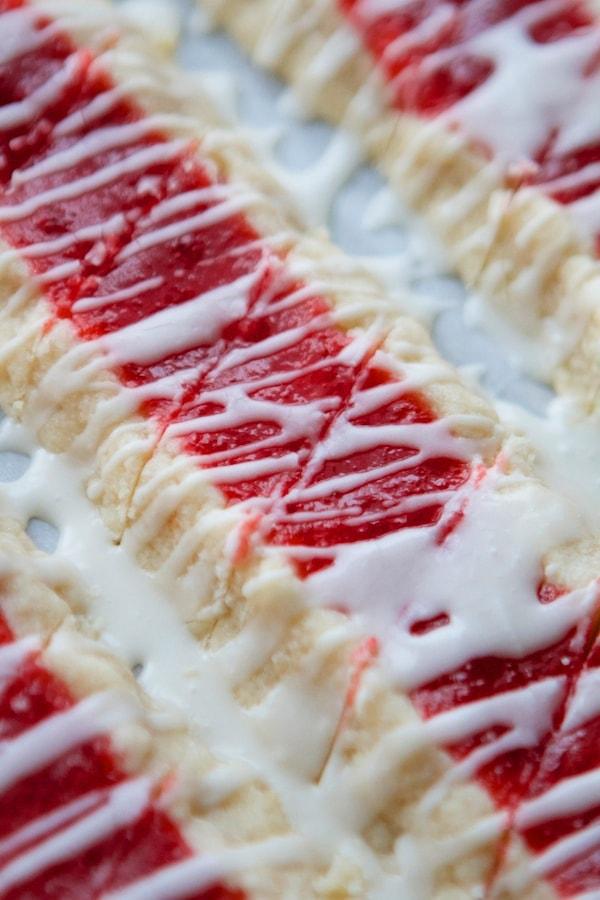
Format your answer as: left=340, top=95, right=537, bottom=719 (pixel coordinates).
left=26, top=517, right=60, bottom=554
left=132, top=662, right=144, bottom=679
left=0, top=450, right=31, bottom=482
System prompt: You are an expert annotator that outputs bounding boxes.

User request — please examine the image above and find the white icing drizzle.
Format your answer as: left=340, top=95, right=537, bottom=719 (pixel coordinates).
left=0, top=50, right=84, bottom=131
left=498, top=397, right=600, bottom=533
left=21, top=213, right=127, bottom=260
left=10, top=115, right=190, bottom=186
left=499, top=819, right=600, bottom=894
left=562, top=668, right=600, bottom=732
left=0, top=409, right=515, bottom=898
left=245, top=0, right=600, bottom=397
left=119, top=0, right=182, bottom=56
left=354, top=0, right=414, bottom=20
left=330, top=677, right=564, bottom=830
left=0, top=788, right=105, bottom=862
left=301, top=464, right=595, bottom=688
left=432, top=5, right=600, bottom=158
left=253, top=0, right=331, bottom=69
left=0, top=691, right=136, bottom=794
left=144, top=185, right=238, bottom=224
left=0, top=6, right=59, bottom=66
left=0, top=635, right=39, bottom=693
left=117, top=191, right=258, bottom=261
left=464, top=274, right=588, bottom=383
left=55, top=86, right=128, bottom=137
left=35, top=259, right=81, bottom=284
left=269, top=129, right=363, bottom=229
left=286, top=26, right=362, bottom=120
left=102, top=269, right=261, bottom=365
left=517, top=766, right=600, bottom=831
left=353, top=0, right=600, bottom=201
left=105, top=836, right=307, bottom=900
left=0, top=140, right=189, bottom=222
left=0, top=778, right=152, bottom=894
left=73, top=275, right=164, bottom=314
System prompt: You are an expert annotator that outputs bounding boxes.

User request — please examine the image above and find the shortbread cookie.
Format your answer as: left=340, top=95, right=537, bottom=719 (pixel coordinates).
left=203, top=0, right=600, bottom=395
left=3, top=2, right=600, bottom=897
left=0, top=517, right=323, bottom=899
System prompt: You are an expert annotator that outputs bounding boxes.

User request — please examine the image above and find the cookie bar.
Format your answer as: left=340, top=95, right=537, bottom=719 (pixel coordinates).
left=202, top=0, right=600, bottom=397
left=0, top=517, right=320, bottom=899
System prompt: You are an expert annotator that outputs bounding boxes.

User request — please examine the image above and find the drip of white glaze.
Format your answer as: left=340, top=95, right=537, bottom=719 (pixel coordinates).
left=498, top=397, right=600, bottom=532
left=270, top=129, right=363, bottom=228
left=464, top=277, right=589, bottom=382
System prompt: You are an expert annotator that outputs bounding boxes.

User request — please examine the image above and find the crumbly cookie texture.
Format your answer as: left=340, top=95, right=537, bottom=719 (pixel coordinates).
left=201, top=0, right=600, bottom=400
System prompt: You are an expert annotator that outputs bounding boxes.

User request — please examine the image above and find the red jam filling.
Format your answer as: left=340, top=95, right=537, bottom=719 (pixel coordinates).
left=265, top=367, right=470, bottom=576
